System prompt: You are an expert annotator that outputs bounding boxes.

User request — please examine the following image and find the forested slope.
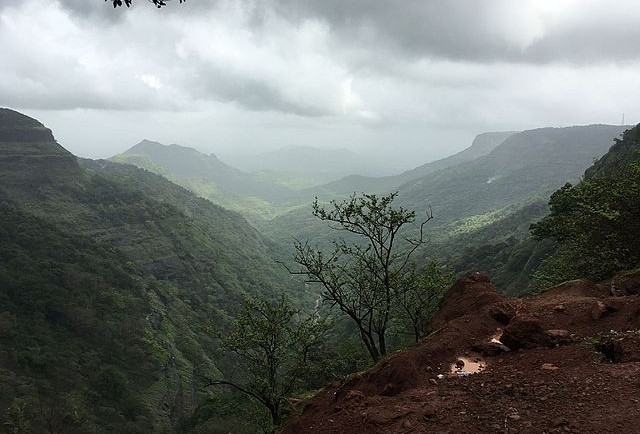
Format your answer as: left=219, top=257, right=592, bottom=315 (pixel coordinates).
left=0, top=108, right=303, bottom=433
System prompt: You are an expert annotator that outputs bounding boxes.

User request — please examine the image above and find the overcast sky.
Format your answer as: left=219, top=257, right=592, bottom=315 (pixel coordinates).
left=2, top=0, right=640, bottom=169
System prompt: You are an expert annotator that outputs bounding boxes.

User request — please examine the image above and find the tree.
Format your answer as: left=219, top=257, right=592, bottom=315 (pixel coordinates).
left=206, top=295, right=328, bottom=428
left=531, top=161, right=640, bottom=286
left=291, top=192, right=432, bottom=363
left=107, top=0, right=185, bottom=8
left=397, top=260, right=452, bottom=343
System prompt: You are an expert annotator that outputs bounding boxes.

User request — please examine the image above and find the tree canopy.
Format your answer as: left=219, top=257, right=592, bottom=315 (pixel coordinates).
left=207, top=295, right=328, bottom=428
left=530, top=125, right=640, bottom=287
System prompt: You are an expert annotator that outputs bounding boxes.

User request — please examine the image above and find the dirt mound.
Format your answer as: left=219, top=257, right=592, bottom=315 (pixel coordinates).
left=429, top=271, right=506, bottom=328
left=283, top=272, right=640, bottom=434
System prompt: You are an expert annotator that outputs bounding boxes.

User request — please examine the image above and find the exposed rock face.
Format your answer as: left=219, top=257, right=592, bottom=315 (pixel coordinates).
left=0, top=108, right=56, bottom=142
left=0, top=108, right=83, bottom=190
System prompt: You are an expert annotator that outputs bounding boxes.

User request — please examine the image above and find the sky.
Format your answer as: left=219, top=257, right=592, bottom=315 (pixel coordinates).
left=2, top=0, right=640, bottom=170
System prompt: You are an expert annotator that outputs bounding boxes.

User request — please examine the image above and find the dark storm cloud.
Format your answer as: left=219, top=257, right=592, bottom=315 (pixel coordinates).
left=525, top=16, right=640, bottom=64
left=186, top=64, right=330, bottom=117
left=270, top=0, right=640, bottom=64
left=272, top=0, right=508, bottom=61
left=41, top=0, right=640, bottom=68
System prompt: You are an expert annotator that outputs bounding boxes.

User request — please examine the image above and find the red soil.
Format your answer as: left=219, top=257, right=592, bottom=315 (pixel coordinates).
left=283, top=272, right=640, bottom=434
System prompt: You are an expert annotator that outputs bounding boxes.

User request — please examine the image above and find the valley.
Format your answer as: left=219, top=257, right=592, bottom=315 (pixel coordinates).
left=1, top=107, right=639, bottom=433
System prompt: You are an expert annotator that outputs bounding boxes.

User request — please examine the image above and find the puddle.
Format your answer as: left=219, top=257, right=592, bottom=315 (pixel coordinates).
left=450, top=354, right=487, bottom=376
left=449, top=330, right=506, bottom=376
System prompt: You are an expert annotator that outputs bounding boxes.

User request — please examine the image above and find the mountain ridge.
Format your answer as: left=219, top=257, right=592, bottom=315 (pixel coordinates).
left=306, top=131, right=516, bottom=197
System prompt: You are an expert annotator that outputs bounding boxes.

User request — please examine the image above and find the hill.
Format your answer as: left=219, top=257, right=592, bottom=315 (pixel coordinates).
left=396, top=124, right=628, bottom=229
left=527, top=123, right=640, bottom=288
left=0, top=109, right=304, bottom=433
left=264, top=125, right=627, bottom=272
left=308, top=131, right=516, bottom=197
left=111, top=140, right=294, bottom=219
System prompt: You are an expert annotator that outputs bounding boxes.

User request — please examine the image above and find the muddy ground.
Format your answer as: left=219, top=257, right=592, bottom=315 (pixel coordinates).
left=283, top=272, right=640, bottom=434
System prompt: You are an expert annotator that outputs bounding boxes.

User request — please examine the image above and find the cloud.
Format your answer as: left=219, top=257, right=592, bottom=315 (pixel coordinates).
left=3, top=0, right=640, bottom=169
left=270, top=0, right=640, bottom=65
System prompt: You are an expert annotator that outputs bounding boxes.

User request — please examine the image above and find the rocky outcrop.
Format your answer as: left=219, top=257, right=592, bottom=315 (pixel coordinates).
left=0, top=108, right=83, bottom=191
left=0, top=108, right=56, bottom=142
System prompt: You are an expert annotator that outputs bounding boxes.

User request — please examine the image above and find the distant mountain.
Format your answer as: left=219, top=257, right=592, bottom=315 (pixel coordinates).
left=0, top=109, right=303, bottom=433
left=307, top=131, right=516, bottom=197
left=396, top=124, right=629, bottom=229
left=111, top=140, right=294, bottom=219
left=223, top=145, right=398, bottom=183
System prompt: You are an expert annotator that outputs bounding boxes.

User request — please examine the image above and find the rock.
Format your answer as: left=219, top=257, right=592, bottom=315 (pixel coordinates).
left=500, top=316, right=553, bottom=350
left=472, top=341, right=511, bottom=356
left=429, top=378, right=438, bottom=385
left=545, top=329, right=573, bottom=345
left=455, top=359, right=465, bottom=368
left=488, top=301, right=517, bottom=324
left=591, top=300, right=618, bottom=320
left=541, top=363, right=559, bottom=370
left=553, top=304, right=567, bottom=312
left=428, top=271, right=505, bottom=327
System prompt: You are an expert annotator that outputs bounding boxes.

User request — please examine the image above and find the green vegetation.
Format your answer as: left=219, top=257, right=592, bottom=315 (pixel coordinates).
left=397, top=260, right=453, bottom=343
left=442, top=125, right=640, bottom=294
left=0, top=204, right=156, bottom=433
left=209, top=295, right=329, bottom=429
left=0, top=109, right=312, bottom=433
left=291, top=192, right=443, bottom=362
left=531, top=126, right=640, bottom=286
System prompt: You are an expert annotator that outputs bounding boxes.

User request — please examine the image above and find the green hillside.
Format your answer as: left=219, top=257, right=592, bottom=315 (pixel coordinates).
left=451, top=123, right=640, bottom=295
left=264, top=125, right=628, bottom=295
left=530, top=123, right=640, bottom=287
left=306, top=131, right=516, bottom=197
left=0, top=109, right=306, bottom=433
left=395, top=125, right=628, bottom=228
left=111, top=140, right=294, bottom=221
